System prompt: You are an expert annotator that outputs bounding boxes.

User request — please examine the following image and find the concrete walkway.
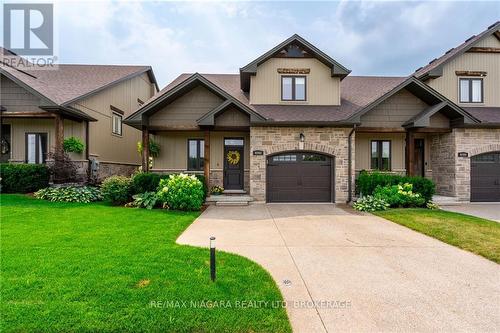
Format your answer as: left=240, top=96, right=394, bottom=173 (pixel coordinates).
left=441, top=203, right=500, bottom=222
left=177, top=204, right=500, bottom=332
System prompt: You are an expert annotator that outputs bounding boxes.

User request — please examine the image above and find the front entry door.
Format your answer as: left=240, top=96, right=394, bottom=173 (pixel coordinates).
left=223, top=138, right=244, bottom=190
left=413, top=139, right=425, bottom=177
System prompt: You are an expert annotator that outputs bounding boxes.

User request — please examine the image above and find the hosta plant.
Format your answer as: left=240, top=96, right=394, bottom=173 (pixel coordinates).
left=132, top=191, right=159, bottom=209
left=353, top=195, right=390, bottom=212
left=157, top=173, right=205, bottom=211
left=35, top=186, right=102, bottom=203
left=210, top=185, right=224, bottom=195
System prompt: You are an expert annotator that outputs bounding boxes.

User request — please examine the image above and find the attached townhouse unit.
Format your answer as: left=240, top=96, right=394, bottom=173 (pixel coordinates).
left=0, top=48, right=158, bottom=180
left=126, top=21, right=500, bottom=203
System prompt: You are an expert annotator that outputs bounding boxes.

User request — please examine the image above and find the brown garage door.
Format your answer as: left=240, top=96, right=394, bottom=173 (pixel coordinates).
left=267, top=152, right=333, bottom=203
left=471, top=151, right=500, bottom=202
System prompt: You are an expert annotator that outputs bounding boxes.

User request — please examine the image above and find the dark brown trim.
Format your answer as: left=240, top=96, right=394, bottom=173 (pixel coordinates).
left=187, top=138, right=205, bottom=171
left=455, top=70, right=487, bottom=77
left=141, top=128, right=150, bottom=172
left=370, top=140, right=391, bottom=171
left=467, top=47, right=500, bottom=53
left=85, top=120, right=90, bottom=181
left=24, top=132, right=48, bottom=164
left=204, top=130, right=210, bottom=187
left=54, top=114, right=64, bottom=153
left=137, top=98, right=144, bottom=105
left=110, top=105, right=125, bottom=115
left=412, top=128, right=452, bottom=133
left=0, top=111, right=55, bottom=118
left=356, top=127, right=406, bottom=133
left=459, top=78, right=484, bottom=103
left=281, top=75, right=307, bottom=101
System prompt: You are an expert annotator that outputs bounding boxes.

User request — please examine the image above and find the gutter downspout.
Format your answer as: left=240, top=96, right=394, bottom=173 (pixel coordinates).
left=347, top=124, right=357, bottom=203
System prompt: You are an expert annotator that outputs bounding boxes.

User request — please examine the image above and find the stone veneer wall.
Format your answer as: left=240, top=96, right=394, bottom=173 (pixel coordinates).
left=250, top=127, right=353, bottom=203
left=430, top=128, right=500, bottom=201
left=209, top=170, right=250, bottom=192
left=96, top=162, right=139, bottom=182
left=454, top=128, right=500, bottom=201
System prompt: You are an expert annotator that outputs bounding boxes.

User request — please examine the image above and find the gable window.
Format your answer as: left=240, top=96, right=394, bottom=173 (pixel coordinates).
left=112, top=113, right=122, bottom=136
left=188, top=139, right=204, bottom=171
left=371, top=140, right=391, bottom=171
left=281, top=76, right=306, bottom=101
left=459, top=78, right=483, bottom=103
left=25, top=133, right=47, bottom=164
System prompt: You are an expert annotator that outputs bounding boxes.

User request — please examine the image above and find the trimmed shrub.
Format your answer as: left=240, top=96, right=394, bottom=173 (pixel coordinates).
left=373, top=183, right=425, bottom=208
left=157, top=173, right=205, bottom=211
left=63, top=137, right=85, bottom=154
left=353, top=195, right=389, bottom=212
left=100, top=176, right=132, bottom=205
left=131, top=172, right=161, bottom=195
left=0, top=163, right=49, bottom=193
left=35, top=186, right=102, bottom=203
left=356, top=171, right=435, bottom=202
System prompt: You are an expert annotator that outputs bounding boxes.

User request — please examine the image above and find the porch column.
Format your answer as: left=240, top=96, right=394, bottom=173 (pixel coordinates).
left=204, top=130, right=210, bottom=188
left=54, top=114, right=64, bottom=155
left=406, top=130, right=415, bottom=176
left=142, top=127, right=150, bottom=172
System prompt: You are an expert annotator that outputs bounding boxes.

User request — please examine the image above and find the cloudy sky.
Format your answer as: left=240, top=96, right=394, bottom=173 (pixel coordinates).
left=51, top=1, right=499, bottom=87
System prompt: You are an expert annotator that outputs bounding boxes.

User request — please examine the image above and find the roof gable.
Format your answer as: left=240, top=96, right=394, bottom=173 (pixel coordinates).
left=414, top=21, right=500, bottom=79
left=239, top=34, right=351, bottom=91
left=348, top=76, right=480, bottom=125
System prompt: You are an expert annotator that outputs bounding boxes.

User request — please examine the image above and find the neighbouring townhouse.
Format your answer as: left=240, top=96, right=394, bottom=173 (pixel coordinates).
left=0, top=47, right=158, bottom=180
left=126, top=21, right=500, bottom=203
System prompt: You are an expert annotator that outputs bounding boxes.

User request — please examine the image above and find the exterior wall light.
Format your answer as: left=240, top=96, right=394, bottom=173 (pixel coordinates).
left=299, top=133, right=305, bottom=150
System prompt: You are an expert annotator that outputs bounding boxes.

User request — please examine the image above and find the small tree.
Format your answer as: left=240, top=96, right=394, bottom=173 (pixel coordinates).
left=47, top=148, right=78, bottom=184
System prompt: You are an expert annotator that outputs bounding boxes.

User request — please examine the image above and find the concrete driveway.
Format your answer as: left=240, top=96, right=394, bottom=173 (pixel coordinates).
left=177, top=204, right=500, bottom=332
left=442, top=203, right=500, bottom=222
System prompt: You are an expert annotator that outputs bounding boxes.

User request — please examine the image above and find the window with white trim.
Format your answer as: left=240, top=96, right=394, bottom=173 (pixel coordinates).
left=459, top=78, right=483, bottom=103
left=112, top=113, right=122, bottom=136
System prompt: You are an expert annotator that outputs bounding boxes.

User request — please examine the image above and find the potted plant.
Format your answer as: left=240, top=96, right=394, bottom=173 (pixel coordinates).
left=210, top=185, right=224, bottom=195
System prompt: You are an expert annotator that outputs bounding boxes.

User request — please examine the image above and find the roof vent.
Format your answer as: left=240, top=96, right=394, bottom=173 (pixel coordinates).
left=445, top=48, right=454, bottom=54
left=415, top=66, right=423, bottom=72
left=464, top=35, right=476, bottom=43
left=428, top=58, right=438, bottom=64
left=487, top=21, right=499, bottom=29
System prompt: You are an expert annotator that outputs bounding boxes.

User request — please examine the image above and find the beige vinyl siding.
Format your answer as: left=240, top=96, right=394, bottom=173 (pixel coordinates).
left=63, top=119, right=86, bottom=160
left=2, top=118, right=54, bottom=162
left=426, top=35, right=500, bottom=107
left=360, top=89, right=429, bottom=127
left=355, top=133, right=406, bottom=173
left=70, top=73, right=154, bottom=164
left=429, top=112, right=450, bottom=128
left=0, top=76, right=44, bottom=112
left=152, top=131, right=250, bottom=171
left=214, top=107, right=250, bottom=127
left=249, top=57, right=340, bottom=105
left=149, top=86, right=223, bottom=127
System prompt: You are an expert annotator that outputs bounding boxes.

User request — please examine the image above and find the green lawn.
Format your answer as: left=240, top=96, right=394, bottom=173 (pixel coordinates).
left=0, top=195, right=291, bottom=332
left=375, top=208, right=500, bottom=263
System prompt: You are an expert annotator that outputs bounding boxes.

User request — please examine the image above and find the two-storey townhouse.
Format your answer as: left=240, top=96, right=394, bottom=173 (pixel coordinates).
left=125, top=22, right=499, bottom=203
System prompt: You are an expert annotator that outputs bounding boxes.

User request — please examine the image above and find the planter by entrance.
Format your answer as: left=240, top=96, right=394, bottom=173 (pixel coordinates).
left=266, top=151, right=333, bottom=203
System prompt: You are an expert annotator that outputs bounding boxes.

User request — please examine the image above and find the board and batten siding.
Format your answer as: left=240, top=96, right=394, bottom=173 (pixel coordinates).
left=70, top=72, right=155, bottom=165
left=355, top=133, right=406, bottom=173
left=426, top=34, right=500, bottom=107
left=0, top=76, right=44, bottom=112
left=360, top=89, right=429, bottom=127
left=149, top=86, right=223, bottom=127
left=249, top=57, right=341, bottom=105
left=152, top=131, right=250, bottom=171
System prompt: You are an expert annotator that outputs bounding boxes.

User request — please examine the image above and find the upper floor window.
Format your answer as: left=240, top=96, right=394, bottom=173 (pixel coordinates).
left=459, top=78, right=483, bottom=103
left=188, top=139, right=204, bottom=171
left=371, top=140, right=391, bottom=171
left=112, top=112, right=123, bottom=136
left=281, top=76, right=306, bottom=101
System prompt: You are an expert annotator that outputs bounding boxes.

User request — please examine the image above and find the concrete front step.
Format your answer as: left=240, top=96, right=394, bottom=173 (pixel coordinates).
left=206, top=194, right=253, bottom=206
left=432, top=195, right=462, bottom=206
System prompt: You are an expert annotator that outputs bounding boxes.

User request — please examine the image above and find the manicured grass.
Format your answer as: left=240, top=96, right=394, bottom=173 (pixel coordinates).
left=0, top=195, right=291, bottom=332
left=374, top=208, right=500, bottom=263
